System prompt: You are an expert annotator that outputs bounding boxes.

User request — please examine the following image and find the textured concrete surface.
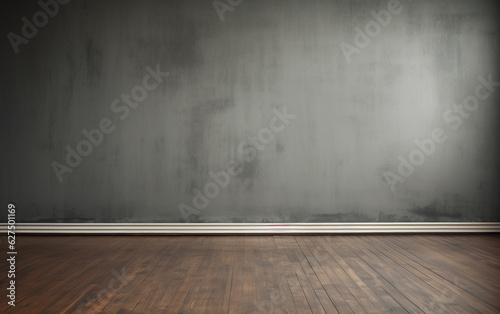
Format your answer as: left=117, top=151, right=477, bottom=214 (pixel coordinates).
left=1, top=0, right=499, bottom=223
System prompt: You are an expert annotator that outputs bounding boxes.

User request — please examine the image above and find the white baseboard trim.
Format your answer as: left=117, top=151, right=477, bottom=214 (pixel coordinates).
left=2, top=222, right=500, bottom=234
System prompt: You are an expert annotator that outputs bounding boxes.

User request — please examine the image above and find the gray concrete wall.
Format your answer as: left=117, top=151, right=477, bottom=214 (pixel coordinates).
left=1, top=0, right=499, bottom=223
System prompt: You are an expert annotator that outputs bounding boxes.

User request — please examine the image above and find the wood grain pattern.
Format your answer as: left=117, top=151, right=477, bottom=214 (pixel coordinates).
left=0, top=235, right=499, bottom=313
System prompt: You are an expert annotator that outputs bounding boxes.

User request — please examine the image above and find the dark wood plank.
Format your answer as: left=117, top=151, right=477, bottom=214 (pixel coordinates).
left=0, top=234, right=499, bottom=313
left=340, top=236, right=459, bottom=313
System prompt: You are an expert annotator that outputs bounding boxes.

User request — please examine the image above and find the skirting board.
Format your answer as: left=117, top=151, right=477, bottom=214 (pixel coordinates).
left=1, top=223, right=500, bottom=234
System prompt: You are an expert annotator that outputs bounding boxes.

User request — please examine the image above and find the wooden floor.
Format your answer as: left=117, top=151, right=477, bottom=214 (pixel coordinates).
left=1, top=235, right=499, bottom=313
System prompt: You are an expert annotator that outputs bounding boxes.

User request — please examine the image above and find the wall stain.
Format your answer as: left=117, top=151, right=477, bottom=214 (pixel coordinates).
left=236, top=156, right=259, bottom=191
left=186, top=97, right=234, bottom=173
left=276, top=142, right=285, bottom=153
left=409, top=202, right=463, bottom=220
left=306, top=213, right=374, bottom=223
left=84, top=36, right=103, bottom=82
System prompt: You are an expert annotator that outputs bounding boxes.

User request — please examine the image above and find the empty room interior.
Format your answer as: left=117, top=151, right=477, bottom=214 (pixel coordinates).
left=2, top=0, right=500, bottom=313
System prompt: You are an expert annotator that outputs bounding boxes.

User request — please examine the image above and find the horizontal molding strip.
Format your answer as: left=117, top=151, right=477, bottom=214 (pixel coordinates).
left=1, top=223, right=500, bottom=234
